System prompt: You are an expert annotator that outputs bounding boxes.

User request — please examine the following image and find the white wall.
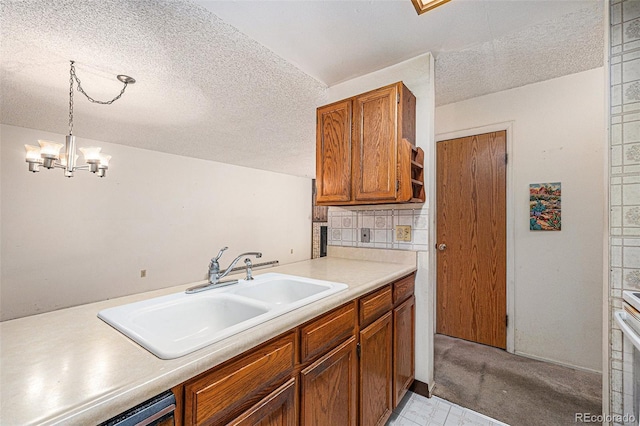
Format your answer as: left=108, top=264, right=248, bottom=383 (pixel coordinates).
left=1, top=124, right=312, bottom=320
left=327, top=53, right=436, bottom=386
left=436, top=68, right=605, bottom=372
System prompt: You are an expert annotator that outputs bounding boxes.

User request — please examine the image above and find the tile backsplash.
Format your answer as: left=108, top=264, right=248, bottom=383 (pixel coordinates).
left=311, top=222, right=327, bottom=259
left=609, top=0, right=640, bottom=419
left=328, top=206, right=429, bottom=251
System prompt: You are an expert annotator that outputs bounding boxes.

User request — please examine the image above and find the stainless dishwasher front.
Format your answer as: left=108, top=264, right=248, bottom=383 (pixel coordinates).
left=98, top=390, right=176, bottom=426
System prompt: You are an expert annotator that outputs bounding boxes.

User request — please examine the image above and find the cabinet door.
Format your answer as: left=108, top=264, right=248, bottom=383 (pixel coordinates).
left=359, top=311, right=393, bottom=426
left=229, top=378, right=297, bottom=426
left=300, top=337, right=357, bottom=426
left=352, top=84, right=398, bottom=202
left=393, top=296, right=415, bottom=408
left=316, top=100, right=352, bottom=204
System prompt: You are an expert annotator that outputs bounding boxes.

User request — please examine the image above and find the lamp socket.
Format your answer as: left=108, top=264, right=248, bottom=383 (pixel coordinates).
left=395, top=225, right=412, bottom=242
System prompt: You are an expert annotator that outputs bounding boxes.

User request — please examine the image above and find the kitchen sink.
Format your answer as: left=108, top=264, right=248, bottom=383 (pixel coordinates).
left=229, top=276, right=334, bottom=305
left=98, top=273, right=348, bottom=359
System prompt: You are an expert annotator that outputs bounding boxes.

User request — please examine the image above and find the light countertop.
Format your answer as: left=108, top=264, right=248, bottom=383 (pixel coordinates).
left=0, top=248, right=416, bottom=425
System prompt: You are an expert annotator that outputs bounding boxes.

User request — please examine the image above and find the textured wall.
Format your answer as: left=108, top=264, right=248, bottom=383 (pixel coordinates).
left=1, top=124, right=312, bottom=320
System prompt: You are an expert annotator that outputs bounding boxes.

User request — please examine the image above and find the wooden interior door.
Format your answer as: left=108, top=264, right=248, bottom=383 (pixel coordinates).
left=436, top=131, right=507, bottom=349
left=352, top=85, right=398, bottom=202
left=316, top=100, right=352, bottom=203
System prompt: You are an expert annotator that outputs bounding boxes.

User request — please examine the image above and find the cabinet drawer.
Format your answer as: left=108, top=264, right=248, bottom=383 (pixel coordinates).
left=300, top=302, right=356, bottom=363
left=359, top=285, right=392, bottom=327
left=184, top=332, right=295, bottom=425
left=393, top=274, right=415, bottom=305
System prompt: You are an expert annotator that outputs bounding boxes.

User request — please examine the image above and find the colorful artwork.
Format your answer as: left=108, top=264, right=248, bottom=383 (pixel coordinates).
left=529, top=182, right=561, bottom=231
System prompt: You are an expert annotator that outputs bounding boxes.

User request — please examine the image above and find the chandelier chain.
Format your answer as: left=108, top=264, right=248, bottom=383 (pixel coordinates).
left=69, top=62, right=74, bottom=135
left=69, top=61, right=130, bottom=106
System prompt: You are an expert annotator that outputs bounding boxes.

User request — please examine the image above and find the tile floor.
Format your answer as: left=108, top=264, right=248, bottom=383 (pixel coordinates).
left=387, top=391, right=508, bottom=426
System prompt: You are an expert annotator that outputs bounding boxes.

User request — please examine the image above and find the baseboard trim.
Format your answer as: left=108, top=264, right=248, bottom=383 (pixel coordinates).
left=409, top=379, right=434, bottom=398
left=513, top=350, right=602, bottom=374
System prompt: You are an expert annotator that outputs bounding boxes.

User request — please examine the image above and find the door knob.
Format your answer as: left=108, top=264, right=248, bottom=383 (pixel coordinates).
left=437, top=243, right=447, bottom=251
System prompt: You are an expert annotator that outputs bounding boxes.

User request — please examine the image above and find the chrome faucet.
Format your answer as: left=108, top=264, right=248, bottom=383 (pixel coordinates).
left=216, top=250, right=262, bottom=283
left=186, top=248, right=262, bottom=293
left=207, top=246, right=229, bottom=285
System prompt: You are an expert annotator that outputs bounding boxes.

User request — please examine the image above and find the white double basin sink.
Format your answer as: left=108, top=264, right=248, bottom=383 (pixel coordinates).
left=98, top=273, right=348, bottom=359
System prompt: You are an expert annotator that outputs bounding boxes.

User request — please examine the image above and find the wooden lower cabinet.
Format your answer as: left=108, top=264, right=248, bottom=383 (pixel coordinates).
left=359, top=312, right=393, bottom=426
left=175, top=273, right=416, bottom=426
left=300, top=337, right=358, bottom=426
left=183, top=333, right=295, bottom=425
left=393, top=296, right=415, bottom=407
left=230, top=378, right=297, bottom=426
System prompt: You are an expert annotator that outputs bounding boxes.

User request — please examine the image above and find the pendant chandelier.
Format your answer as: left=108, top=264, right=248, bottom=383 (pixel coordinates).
left=24, top=60, right=136, bottom=178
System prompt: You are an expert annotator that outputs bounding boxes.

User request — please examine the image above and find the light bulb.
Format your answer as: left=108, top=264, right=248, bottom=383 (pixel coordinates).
left=98, top=154, right=111, bottom=168
left=24, top=145, right=43, bottom=163
left=79, top=146, right=102, bottom=163
left=37, top=140, right=63, bottom=159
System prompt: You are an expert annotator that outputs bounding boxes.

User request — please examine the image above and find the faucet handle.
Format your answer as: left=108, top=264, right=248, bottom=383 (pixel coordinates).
left=214, top=246, right=229, bottom=261
left=244, top=258, right=254, bottom=280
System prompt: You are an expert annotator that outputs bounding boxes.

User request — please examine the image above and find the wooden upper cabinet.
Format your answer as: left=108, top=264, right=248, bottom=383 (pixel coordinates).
left=353, top=84, right=399, bottom=202
left=316, top=100, right=352, bottom=204
left=315, top=82, right=423, bottom=206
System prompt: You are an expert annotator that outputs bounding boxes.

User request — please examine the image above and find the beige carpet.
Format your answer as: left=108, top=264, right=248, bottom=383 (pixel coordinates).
left=434, top=334, right=602, bottom=426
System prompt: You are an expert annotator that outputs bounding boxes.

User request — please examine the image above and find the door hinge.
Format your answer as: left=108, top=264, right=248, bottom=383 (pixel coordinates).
left=356, top=342, right=361, bottom=358
left=506, top=314, right=509, bottom=327
left=505, top=153, right=508, bottom=164
left=397, top=93, right=400, bottom=104
left=396, top=180, right=400, bottom=192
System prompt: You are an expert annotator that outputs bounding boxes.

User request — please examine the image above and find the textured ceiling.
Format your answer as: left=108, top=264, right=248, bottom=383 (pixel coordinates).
left=0, top=0, right=604, bottom=178
left=0, top=0, right=327, bottom=178
left=201, top=0, right=604, bottom=106
left=435, top=1, right=604, bottom=105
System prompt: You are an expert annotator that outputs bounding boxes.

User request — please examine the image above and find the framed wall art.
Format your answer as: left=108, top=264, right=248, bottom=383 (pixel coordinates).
left=529, top=182, right=561, bottom=231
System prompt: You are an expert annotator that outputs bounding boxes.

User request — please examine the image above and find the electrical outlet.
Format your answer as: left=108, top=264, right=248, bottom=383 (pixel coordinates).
left=361, top=227, right=371, bottom=243
left=140, top=269, right=147, bottom=278
left=396, top=225, right=412, bottom=242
